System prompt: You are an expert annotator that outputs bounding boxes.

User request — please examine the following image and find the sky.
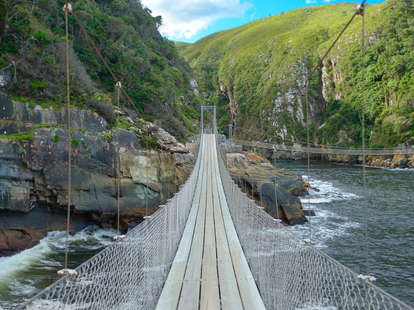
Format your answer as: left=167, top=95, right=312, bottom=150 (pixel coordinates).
left=140, top=0, right=385, bottom=43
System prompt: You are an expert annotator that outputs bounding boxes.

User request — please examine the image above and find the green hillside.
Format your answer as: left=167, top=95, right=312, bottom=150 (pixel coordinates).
left=181, top=0, right=413, bottom=146
left=174, top=41, right=191, bottom=53
left=0, top=0, right=199, bottom=137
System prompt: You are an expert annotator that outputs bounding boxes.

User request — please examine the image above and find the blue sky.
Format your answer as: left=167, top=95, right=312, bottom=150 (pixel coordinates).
left=140, top=0, right=385, bottom=43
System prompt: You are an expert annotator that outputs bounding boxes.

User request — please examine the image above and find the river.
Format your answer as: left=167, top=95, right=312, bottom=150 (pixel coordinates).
left=0, top=162, right=413, bottom=308
left=277, top=160, right=414, bottom=307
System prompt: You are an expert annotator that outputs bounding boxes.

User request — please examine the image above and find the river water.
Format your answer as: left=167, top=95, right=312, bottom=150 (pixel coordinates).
left=277, top=160, right=414, bottom=307
left=0, top=162, right=413, bottom=308
left=0, top=228, right=117, bottom=309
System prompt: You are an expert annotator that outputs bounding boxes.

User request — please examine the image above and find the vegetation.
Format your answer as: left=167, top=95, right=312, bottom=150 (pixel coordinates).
left=0, top=0, right=200, bottom=138
left=140, top=134, right=159, bottom=150
left=181, top=0, right=413, bottom=146
left=0, top=131, right=34, bottom=142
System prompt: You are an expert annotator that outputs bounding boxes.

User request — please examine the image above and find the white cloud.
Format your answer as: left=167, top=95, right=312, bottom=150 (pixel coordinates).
left=141, top=0, right=253, bottom=40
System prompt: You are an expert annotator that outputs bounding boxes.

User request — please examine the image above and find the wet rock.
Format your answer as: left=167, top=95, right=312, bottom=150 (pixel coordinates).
left=226, top=151, right=307, bottom=225
left=259, top=183, right=306, bottom=225
left=0, top=205, right=90, bottom=256
left=408, top=156, right=414, bottom=168
left=391, top=155, right=408, bottom=168
left=327, top=154, right=358, bottom=164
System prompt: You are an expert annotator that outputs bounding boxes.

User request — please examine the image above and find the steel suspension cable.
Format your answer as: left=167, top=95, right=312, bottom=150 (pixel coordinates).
left=115, top=82, right=122, bottom=235
left=360, top=3, right=370, bottom=277
left=289, top=0, right=368, bottom=122
left=305, top=78, right=313, bottom=243
left=63, top=1, right=72, bottom=271
left=70, top=11, right=139, bottom=116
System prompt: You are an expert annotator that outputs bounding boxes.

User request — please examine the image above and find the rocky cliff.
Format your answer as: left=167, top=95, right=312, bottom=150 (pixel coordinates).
left=0, top=93, right=196, bottom=254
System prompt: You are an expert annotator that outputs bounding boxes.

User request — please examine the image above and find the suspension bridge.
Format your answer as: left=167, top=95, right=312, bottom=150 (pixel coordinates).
left=13, top=1, right=414, bottom=309
left=20, top=130, right=413, bottom=310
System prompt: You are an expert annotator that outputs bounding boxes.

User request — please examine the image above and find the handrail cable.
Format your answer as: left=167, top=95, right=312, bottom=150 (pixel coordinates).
left=359, top=2, right=371, bottom=277
left=290, top=0, right=368, bottom=118
left=115, top=81, right=122, bottom=235
left=63, top=0, right=72, bottom=272
left=70, top=11, right=140, bottom=117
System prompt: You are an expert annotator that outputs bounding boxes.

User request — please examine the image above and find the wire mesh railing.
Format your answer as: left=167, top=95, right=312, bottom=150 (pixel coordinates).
left=20, top=136, right=203, bottom=310
left=216, top=135, right=414, bottom=310
left=18, top=134, right=414, bottom=309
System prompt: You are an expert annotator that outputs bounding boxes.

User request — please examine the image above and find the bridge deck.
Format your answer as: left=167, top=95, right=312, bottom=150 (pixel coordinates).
left=156, top=134, right=265, bottom=310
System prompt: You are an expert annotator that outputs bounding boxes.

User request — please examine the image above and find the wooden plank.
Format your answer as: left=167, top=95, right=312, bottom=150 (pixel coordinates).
left=212, top=136, right=266, bottom=310
left=199, top=135, right=220, bottom=310
left=211, top=155, right=244, bottom=310
left=155, top=136, right=206, bottom=310
left=177, top=136, right=210, bottom=310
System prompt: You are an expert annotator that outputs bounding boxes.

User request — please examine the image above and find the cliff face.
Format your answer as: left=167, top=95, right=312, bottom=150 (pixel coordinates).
left=180, top=0, right=413, bottom=147
left=0, top=93, right=196, bottom=254
left=0, top=0, right=203, bottom=253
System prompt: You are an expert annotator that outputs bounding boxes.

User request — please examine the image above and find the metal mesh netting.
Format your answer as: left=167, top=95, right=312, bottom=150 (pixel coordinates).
left=20, top=136, right=203, bottom=310
left=216, top=137, right=413, bottom=310
left=20, top=134, right=413, bottom=310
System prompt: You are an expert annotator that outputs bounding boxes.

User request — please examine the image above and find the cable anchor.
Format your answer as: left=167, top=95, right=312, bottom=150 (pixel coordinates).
left=357, top=274, right=377, bottom=283
left=57, top=268, right=78, bottom=280
left=356, top=4, right=365, bottom=16
left=115, top=81, right=122, bottom=89
left=112, top=234, right=126, bottom=242
left=303, top=238, right=315, bottom=246
left=62, top=3, right=73, bottom=14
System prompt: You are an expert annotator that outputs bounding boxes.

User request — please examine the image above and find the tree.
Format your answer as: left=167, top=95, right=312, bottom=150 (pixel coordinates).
left=154, top=16, right=162, bottom=29
left=0, top=0, right=27, bottom=45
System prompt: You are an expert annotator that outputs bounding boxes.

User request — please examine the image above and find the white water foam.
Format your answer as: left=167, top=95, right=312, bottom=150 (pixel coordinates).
left=300, top=176, right=359, bottom=206
left=0, top=227, right=116, bottom=287
left=296, top=303, right=337, bottom=310
left=0, top=238, right=52, bottom=285
left=290, top=176, right=359, bottom=248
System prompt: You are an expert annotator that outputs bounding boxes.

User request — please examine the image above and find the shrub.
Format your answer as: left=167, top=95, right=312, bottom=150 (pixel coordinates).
left=29, top=81, right=49, bottom=89
left=71, top=137, right=79, bottom=147
left=140, top=135, right=159, bottom=150
left=33, top=30, right=52, bottom=45
left=87, top=98, right=114, bottom=123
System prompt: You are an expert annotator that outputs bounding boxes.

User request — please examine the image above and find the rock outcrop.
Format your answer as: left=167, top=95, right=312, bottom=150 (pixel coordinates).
left=225, top=151, right=307, bottom=225
left=0, top=94, right=196, bottom=255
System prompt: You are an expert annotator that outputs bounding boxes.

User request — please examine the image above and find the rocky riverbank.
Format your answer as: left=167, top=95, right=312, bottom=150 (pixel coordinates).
left=0, top=94, right=196, bottom=255
left=222, top=146, right=308, bottom=225
left=242, top=144, right=414, bottom=169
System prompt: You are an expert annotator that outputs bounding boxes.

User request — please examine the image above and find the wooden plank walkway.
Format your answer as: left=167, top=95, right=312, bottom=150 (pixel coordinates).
left=156, top=134, right=265, bottom=310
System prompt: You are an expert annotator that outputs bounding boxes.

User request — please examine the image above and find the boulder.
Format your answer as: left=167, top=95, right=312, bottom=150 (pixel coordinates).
left=391, top=154, right=408, bottom=168
left=226, top=151, right=307, bottom=225
left=259, top=183, right=306, bottom=225
left=0, top=205, right=90, bottom=256
left=408, top=156, right=414, bottom=168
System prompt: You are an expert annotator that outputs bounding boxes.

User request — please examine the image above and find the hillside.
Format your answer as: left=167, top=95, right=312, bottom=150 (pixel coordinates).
left=0, top=0, right=199, bottom=138
left=181, top=0, right=413, bottom=147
